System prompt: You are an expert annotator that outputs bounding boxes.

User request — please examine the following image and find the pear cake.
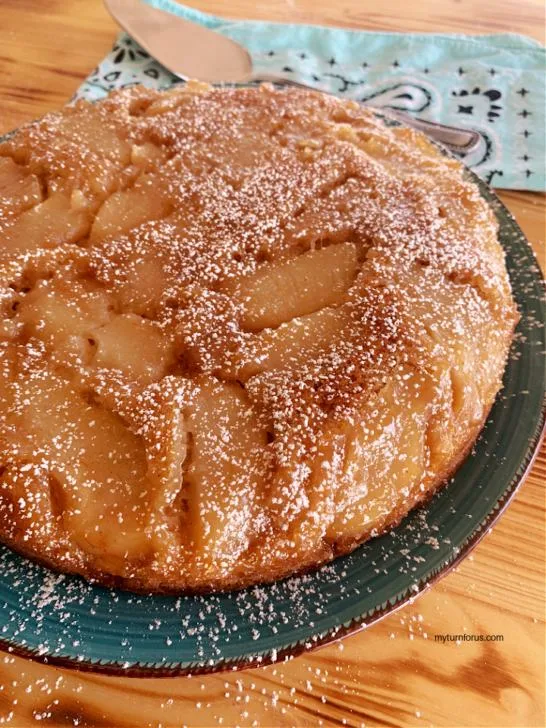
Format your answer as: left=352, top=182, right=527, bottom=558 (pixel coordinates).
left=0, top=82, right=518, bottom=593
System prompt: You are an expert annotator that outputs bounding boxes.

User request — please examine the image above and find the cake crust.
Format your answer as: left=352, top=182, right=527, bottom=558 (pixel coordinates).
left=0, top=83, right=518, bottom=593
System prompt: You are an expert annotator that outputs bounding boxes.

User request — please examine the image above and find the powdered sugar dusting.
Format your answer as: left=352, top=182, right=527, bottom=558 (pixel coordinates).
left=0, top=83, right=542, bottom=675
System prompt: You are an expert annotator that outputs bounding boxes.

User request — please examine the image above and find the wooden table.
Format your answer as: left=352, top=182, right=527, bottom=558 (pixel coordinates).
left=1, top=1, right=544, bottom=725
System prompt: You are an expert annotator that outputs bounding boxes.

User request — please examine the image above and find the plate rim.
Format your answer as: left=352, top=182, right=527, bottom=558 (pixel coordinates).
left=0, top=110, right=544, bottom=678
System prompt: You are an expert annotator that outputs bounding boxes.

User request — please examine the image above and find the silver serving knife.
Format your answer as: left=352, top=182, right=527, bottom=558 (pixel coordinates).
left=104, top=0, right=480, bottom=155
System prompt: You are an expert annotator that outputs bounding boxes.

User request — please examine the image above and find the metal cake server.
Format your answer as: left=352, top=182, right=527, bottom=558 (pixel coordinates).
left=104, top=0, right=481, bottom=155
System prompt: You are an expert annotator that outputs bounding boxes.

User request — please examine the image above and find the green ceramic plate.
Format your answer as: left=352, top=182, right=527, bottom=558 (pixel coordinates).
left=0, top=118, right=544, bottom=677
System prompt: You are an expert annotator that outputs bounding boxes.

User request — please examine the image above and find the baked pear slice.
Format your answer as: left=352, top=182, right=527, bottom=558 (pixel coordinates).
left=4, top=366, right=154, bottom=576
left=182, top=377, right=268, bottom=579
left=0, top=192, right=91, bottom=256
left=0, top=156, right=43, bottom=217
left=221, top=241, right=358, bottom=330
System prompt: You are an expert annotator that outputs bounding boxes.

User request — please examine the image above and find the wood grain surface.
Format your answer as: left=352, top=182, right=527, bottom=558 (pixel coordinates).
left=0, top=1, right=545, bottom=726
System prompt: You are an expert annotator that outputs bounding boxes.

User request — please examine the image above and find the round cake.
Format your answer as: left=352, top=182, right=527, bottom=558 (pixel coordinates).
left=0, top=82, right=518, bottom=593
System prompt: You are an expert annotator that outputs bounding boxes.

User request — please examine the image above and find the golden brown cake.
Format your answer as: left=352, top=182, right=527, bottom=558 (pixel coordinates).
left=0, top=82, right=518, bottom=593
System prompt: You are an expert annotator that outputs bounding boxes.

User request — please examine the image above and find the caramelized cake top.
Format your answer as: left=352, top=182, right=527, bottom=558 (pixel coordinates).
left=0, top=83, right=517, bottom=592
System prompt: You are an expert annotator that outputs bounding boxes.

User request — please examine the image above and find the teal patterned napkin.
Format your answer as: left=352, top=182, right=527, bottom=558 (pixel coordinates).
left=76, top=0, right=545, bottom=190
